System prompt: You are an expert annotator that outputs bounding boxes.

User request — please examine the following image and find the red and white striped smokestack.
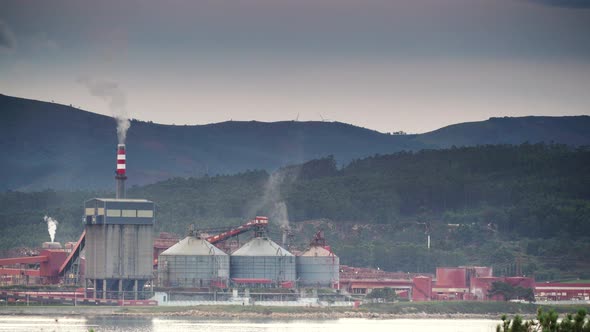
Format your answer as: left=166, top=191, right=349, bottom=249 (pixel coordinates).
left=115, top=144, right=127, bottom=199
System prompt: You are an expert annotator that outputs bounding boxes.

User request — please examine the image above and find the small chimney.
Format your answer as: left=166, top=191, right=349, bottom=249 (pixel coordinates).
left=116, top=144, right=127, bottom=199
left=42, top=242, right=62, bottom=250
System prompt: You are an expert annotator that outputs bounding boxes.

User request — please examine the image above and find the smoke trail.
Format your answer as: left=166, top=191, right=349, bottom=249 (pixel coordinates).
left=249, top=170, right=298, bottom=228
left=272, top=201, right=289, bottom=227
left=77, top=76, right=130, bottom=143
left=116, top=115, right=130, bottom=144
left=0, top=20, right=17, bottom=51
left=43, top=215, right=59, bottom=242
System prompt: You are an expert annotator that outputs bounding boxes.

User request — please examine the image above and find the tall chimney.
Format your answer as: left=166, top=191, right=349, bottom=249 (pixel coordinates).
left=116, top=144, right=127, bottom=199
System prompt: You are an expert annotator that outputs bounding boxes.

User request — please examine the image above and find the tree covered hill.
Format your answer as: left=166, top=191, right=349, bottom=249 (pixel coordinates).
left=2, top=93, right=590, bottom=191
left=415, top=116, right=590, bottom=148
left=1, top=144, right=589, bottom=280
left=0, top=94, right=420, bottom=191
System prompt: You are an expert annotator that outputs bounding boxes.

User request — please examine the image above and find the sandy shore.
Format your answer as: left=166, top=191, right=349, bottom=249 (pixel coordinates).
left=0, top=306, right=513, bottom=320
left=123, top=309, right=506, bottom=320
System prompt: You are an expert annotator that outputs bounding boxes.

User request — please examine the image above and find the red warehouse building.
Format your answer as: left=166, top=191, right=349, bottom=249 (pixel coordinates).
left=535, top=283, right=590, bottom=301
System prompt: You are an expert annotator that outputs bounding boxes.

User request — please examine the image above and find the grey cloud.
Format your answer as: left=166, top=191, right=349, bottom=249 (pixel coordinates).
left=45, top=39, right=60, bottom=51
left=77, top=76, right=126, bottom=110
left=0, top=20, right=16, bottom=50
left=77, top=76, right=130, bottom=143
left=529, top=0, right=590, bottom=8
left=32, top=33, right=60, bottom=52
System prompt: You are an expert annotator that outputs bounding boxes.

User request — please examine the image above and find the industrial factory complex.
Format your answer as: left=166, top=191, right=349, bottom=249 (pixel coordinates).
left=0, top=143, right=588, bottom=307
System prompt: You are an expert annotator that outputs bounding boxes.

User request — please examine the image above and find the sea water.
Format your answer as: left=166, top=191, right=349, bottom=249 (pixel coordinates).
left=0, top=316, right=500, bottom=332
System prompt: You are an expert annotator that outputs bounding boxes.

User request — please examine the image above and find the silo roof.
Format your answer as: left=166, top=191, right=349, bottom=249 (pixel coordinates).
left=160, top=236, right=227, bottom=256
left=300, top=246, right=337, bottom=257
left=231, top=237, right=293, bottom=256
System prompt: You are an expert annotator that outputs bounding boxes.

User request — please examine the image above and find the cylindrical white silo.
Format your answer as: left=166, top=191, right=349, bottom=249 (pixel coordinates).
left=296, top=246, right=339, bottom=288
left=230, top=237, right=296, bottom=285
left=158, top=236, right=229, bottom=288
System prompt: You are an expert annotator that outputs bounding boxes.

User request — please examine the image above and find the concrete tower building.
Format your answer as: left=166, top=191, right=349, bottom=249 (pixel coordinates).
left=84, top=144, right=155, bottom=300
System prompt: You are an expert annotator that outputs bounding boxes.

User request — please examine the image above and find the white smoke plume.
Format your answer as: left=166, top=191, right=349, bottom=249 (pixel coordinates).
left=0, top=20, right=16, bottom=51
left=43, top=215, right=59, bottom=242
left=272, top=201, right=289, bottom=227
left=77, top=76, right=130, bottom=144
left=249, top=170, right=298, bottom=228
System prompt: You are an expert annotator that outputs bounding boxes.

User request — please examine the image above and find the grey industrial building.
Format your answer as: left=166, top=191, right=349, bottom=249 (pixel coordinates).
left=84, top=198, right=155, bottom=299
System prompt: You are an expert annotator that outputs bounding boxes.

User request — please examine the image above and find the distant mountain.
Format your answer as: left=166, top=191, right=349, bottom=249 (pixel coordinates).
left=416, top=116, right=590, bottom=147
left=1, top=94, right=589, bottom=190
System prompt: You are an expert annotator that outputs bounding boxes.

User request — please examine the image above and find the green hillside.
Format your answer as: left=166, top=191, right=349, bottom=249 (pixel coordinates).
left=416, top=116, right=590, bottom=147
left=1, top=144, right=589, bottom=280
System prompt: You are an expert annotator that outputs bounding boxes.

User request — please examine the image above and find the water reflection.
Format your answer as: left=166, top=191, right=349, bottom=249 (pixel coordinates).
left=0, top=316, right=500, bottom=332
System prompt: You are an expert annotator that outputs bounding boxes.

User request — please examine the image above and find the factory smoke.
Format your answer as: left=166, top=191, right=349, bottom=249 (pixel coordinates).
left=0, top=20, right=17, bottom=51
left=115, top=116, right=130, bottom=144
left=77, top=76, right=130, bottom=143
left=272, top=201, right=289, bottom=227
left=264, top=172, right=289, bottom=227
left=43, top=215, right=58, bottom=242
left=249, top=170, right=297, bottom=228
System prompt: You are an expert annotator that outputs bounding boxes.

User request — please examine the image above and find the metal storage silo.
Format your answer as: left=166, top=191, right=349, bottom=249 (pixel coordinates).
left=296, top=246, right=339, bottom=288
left=158, top=236, right=229, bottom=288
left=230, top=237, right=296, bottom=286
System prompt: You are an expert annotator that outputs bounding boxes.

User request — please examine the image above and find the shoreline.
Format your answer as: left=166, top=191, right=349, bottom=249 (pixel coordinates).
left=121, top=310, right=508, bottom=320
left=3, top=302, right=588, bottom=320
left=0, top=306, right=518, bottom=320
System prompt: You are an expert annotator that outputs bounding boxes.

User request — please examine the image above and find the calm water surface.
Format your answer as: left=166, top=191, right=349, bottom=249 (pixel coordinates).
left=0, top=316, right=501, bottom=332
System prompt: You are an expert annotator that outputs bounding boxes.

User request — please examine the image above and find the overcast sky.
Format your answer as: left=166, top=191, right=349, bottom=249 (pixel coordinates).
left=1, top=0, right=589, bottom=133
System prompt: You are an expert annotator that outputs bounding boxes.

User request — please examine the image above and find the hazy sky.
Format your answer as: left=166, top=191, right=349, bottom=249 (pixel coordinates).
left=1, top=0, right=589, bottom=133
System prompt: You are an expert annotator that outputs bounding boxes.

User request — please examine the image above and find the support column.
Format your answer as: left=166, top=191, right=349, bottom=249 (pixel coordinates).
left=134, top=280, right=138, bottom=300
left=102, top=279, right=107, bottom=299
left=118, top=280, right=123, bottom=299
left=85, top=279, right=89, bottom=299
left=93, top=279, right=97, bottom=299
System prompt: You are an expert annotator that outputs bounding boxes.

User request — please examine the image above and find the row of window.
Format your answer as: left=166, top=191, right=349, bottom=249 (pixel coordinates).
left=538, top=292, right=581, bottom=296
left=85, top=208, right=154, bottom=218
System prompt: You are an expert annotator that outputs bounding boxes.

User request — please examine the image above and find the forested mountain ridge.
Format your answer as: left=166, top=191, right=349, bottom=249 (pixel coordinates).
left=0, top=94, right=419, bottom=190
left=2, top=93, right=590, bottom=191
left=2, top=144, right=589, bottom=280
left=415, top=116, right=590, bottom=147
